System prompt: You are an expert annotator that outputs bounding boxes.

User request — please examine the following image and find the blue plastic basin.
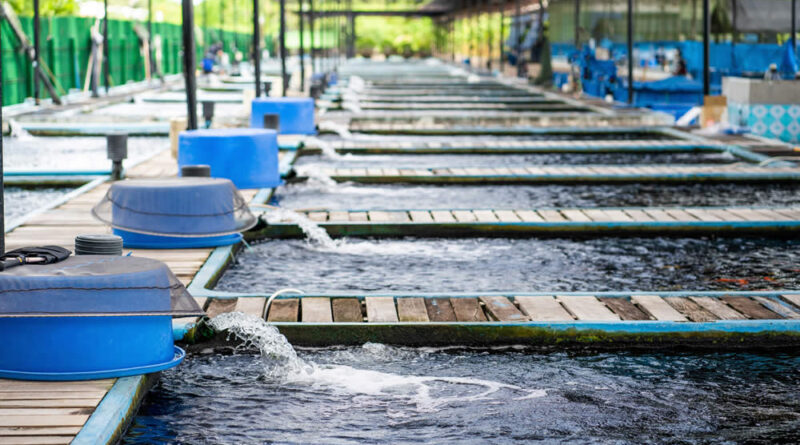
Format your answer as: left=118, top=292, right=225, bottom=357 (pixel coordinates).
left=113, top=229, right=242, bottom=249
left=179, top=128, right=281, bottom=189
left=251, top=97, right=316, bottom=135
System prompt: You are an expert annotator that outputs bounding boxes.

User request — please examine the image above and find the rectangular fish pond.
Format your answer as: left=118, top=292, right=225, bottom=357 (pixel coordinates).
left=272, top=182, right=800, bottom=210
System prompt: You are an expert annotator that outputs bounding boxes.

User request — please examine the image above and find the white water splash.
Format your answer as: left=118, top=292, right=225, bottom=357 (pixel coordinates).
left=208, top=312, right=546, bottom=412
left=317, top=121, right=353, bottom=139
left=304, top=136, right=344, bottom=159
left=8, top=120, right=34, bottom=140
left=293, top=165, right=337, bottom=187
left=263, top=207, right=340, bottom=249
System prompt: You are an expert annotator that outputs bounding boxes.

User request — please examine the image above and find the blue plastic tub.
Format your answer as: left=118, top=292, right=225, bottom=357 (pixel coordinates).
left=97, top=177, right=256, bottom=249
left=179, top=128, right=281, bottom=189
left=112, top=229, right=242, bottom=249
left=251, top=97, right=316, bottom=135
left=0, top=255, right=186, bottom=381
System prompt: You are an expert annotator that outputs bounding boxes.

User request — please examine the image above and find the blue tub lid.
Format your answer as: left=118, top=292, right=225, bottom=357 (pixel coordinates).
left=91, top=177, right=257, bottom=237
left=0, top=255, right=204, bottom=317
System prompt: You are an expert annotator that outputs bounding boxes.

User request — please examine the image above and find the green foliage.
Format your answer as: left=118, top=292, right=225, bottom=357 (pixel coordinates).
left=8, top=0, right=77, bottom=16
left=355, top=16, right=433, bottom=55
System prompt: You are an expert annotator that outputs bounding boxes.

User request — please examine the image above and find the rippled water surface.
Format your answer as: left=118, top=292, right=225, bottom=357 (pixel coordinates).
left=3, top=136, right=166, bottom=170
left=124, top=346, right=800, bottom=444
left=217, top=237, right=800, bottom=293
left=5, top=187, right=73, bottom=222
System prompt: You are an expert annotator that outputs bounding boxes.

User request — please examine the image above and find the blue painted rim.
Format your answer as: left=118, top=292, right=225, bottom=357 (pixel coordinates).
left=0, top=346, right=185, bottom=381
left=116, top=230, right=242, bottom=249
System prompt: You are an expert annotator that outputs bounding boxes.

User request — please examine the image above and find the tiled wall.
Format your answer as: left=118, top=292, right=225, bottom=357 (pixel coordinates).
left=728, top=103, right=800, bottom=144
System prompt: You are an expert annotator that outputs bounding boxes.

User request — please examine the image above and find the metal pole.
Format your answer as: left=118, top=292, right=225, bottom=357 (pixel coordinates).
left=1, top=28, right=5, bottom=255
left=104, top=0, right=110, bottom=93
left=233, top=0, right=238, bottom=51
left=514, top=0, right=521, bottom=76
left=254, top=0, right=262, bottom=97
left=33, top=0, right=40, bottom=104
left=702, top=0, right=710, bottom=96
left=499, top=1, right=504, bottom=72
left=310, top=0, right=315, bottom=76
left=300, top=0, right=305, bottom=91
left=627, top=0, right=633, bottom=104
left=181, top=0, right=198, bottom=130
left=280, top=0, right=288, bottom=96
left=574, top=0, right=580, bottom=48
left=792, top=0, right=797, bottom=52
left=148, top=0, right=153, bottom=79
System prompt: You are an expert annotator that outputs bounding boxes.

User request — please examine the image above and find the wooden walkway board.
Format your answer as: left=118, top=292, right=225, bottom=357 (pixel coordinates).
left=301, top=297, right=333, bottom=323
left=449, top=298, right=488, bottom=322
left=479, top=296, right=527, bottom=322
left=663, top=297, right=718, bottom=322
left=721, top=296, right=779, bottom=320
left=753, top=297, right=800, bottom=320
left=557, top=296, right=620, bottom=321
left=689, top=297, right=747, bottom=320
left=234, top=297, right=266, bottom=319
left=267, top=299, right=300, bottom=322
left=598, top=297, right=650, bottom=321
left=0, top=379, right=114, bottom=443
left=397, top=298, right=430, bottom=322
left=424, top=298, right=457, bottom=322
left=365, top=297, right=399, bottom=322
left=515, top=296, right=573, bottom=321
left=332, top=298, right=363, bottom=322
left=631, top=295, right=688, bottom=321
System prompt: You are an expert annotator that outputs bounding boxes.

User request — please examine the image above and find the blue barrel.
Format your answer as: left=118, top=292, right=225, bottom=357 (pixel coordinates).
left=251, top=97, right=316, bottom=135
left=0, top=255, right=184, bottom=380
left=179, top=128, right=281, bottom=189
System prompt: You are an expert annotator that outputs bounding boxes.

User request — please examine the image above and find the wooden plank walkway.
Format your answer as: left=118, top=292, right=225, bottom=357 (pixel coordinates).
left=305, top=164, right=800, bottom=184
left=1, top=149, right=265, bottom=444
left=328, top=139, right=720, bottom=154
left=202, top=293, right=800, bottom=347
left=257, top=206, right=800, bottom=238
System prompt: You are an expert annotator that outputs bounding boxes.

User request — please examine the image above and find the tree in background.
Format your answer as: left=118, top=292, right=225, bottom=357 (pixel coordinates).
left=8, top=0, right=77, bottom=16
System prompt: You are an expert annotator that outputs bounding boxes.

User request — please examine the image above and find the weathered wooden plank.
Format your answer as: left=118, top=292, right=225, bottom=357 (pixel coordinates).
left=365, top=297, right=398, bottom=322
left=266, top=299, right=299, bottom=322
left=0, top=436, right=73, bottom=444
left=663, top=297, right=718, bottom=322
left=472, top=210, right=498, bottom=222
left=328, top=211, right=350, bottom=222
left=0, top=415, right=90, bottom=427
left=331, top=298, right=363, bottom=322
left=452, top=210, right=477, bottom=222
left=424, top=298, right=457, bottom=322
left=780, top=294, right=800, bottom=310
left=348, top=211, right=369, bottom=222
left=514, top=210, right=544, bottom=222
left=409, top=210, right=434, bottom=223
left=396, top=298, right=430, bottom=322
left=721, top=296, right=780, bottom=320
left=0, top=392, right=107, bottom=401
left=479, top=296, right=527, bottom=322
left=516, top=296, right=573, bottom=321
left=493, top=210, right=521, bottom=223
left=233, top=297, right=266, bottom=319
left=306, top=211, right=328, bottom=222
left=631, top=295, right=687, bottom=321
left=557, top=296, right=620, bottom=321
left=368, top=211, right=392, bottom=222
left=301, top=297, right=333, bottom=323
left=0, top=399, right=99, bottom=409
left=689, top=297, right=746, bottom=320
left=0, top=427, right=81, bottom=437
left=205, top=298, right=238, bottom=319
left=430, top=210, right=456, bottom=223
left=561, top=209, right=592, bottom=223
left=449, top=298, right=488, bottom=322
left=753, top=297, right=800, bottom=320
left=537, top=209, right=567, bottom=222
left=598, top=297, right=651, bottom=321
left=0, top=381, right=113, bottom=392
